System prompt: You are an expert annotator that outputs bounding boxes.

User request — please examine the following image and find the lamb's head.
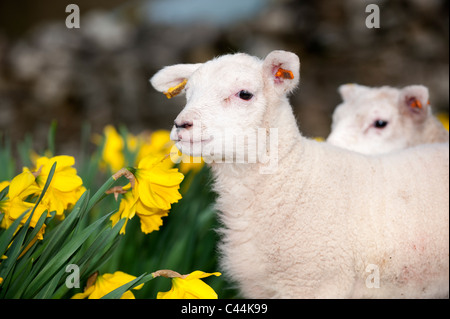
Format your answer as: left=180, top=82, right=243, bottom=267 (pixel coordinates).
left=326, top=84, right=433, bottom=154
left=150, top=50, right=299, bottom=163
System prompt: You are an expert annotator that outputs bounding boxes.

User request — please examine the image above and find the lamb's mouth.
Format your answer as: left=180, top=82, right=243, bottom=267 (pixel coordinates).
left=176, top=137, right=213, bottom=146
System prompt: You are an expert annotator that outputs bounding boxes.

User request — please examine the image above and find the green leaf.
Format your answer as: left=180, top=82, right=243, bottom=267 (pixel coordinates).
left=33, top=265, right=65, bottom=299
left=51, top=235, right=123, bottom=299
left=0, top=207, right=36, bottom=288
left=76, top=216, right=124, bottom=269
left=29, top=191, right=89, bottom=278
left=15, top=192, right=88, bottom=298
left=79, top=236, right=121, bottom=285
left=0, top=210, right=28, bottom=259
left=0, top=184, right=9, bottom=201
left=23, top=211, right=114, bottom=298
left=21, top=209, right=48, bottom=251
left=5, top=242, right=38, bottom=298
left=51, top=218, right=124, bottom=299
left=33, top=161, right=57, bottom=207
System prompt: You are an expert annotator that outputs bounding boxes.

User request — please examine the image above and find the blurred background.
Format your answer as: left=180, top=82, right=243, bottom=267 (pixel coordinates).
left=0, top=0, right=448, bottom=156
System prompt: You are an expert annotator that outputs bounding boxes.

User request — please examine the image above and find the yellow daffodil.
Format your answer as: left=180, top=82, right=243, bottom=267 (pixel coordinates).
left=135, top=201, right=169, bottom=234
left=110, top=155, right=184, bottom=234
left=98, top=127, right=182, bottom=173
left=111, top=190, right=170, bottom=234
left=135, top=130, right=205, bottom=173
left=100, top=125, right=126, bottom=172
left=98, top=126, right=173, bottom=172
left=30, top=155, right=85, bottom=219
left=0, top=171, right=48, bottom=235
left=7, top=170, right=39, bottom=201
left=171, top=147, right=204, bottom=175
left=133, top=155, right=184, bottom=210
left=167, top=147, right=204, bottom=194
left=72, top=271, right=143, bottom=299
left=135, top=130, right=174, bottom=167
left=154, top=270, right=221, bottom=299
left=110, top=190, right=134, bottom=234
left=126, top=132, right=139, bottom=154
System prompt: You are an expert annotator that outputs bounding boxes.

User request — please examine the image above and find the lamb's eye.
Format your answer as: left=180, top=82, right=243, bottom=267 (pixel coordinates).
left=237, top=90, right=253, bottom=101
left=374, top=120, right=388, bottom=129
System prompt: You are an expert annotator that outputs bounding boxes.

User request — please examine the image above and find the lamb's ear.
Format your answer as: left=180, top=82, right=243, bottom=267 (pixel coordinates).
left=399, top=85, right=430, bottom=121
left=262, top=50, right=300, bottom=96
left=338, top=83, right=369, bottom=102
left=150, top=63, right=202, bottom=99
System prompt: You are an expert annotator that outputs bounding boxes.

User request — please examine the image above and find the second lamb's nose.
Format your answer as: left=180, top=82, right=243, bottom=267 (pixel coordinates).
left=174, top=120, right=193, bottom=130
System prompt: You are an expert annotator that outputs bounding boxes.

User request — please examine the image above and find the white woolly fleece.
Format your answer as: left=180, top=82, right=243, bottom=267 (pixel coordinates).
left=151, top=51, right=449, bottom=298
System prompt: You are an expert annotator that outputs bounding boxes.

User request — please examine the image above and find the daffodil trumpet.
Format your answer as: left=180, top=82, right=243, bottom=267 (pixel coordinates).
left=109, top=156, right=184, bottom=235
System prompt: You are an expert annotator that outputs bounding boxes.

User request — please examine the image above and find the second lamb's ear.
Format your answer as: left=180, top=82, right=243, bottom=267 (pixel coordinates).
left=338, top=83, right=369, bottom=102
left=399, top=85, right=430, bottom=121
left=150, top=63, right=202, bottom=98
left=262, top=50, right=300, bottom=96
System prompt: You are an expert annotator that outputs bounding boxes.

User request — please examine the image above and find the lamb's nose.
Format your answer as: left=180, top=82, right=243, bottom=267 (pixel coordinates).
left=174, top=120, right=193, bottom=129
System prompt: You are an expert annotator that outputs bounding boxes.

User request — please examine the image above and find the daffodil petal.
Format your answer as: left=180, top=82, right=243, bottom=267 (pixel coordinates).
left=177, top=278, right=218, bottom=299
left=136, top=210, right=168, bottom=234
left=150, top=130, right=172, bottom=150
left=119, top=291, right=136, bottom=299
left=110, top=210, right=122, bottom=228
left=0, top=181, right=10, bottom=192
left=8, top=198, right=34, bottom=219
left=71, top=286, right=95, bottom=299
left=136, top=180, right=170, bottom=210
left=157, top=285, right=179, bottom=299
left=88, top=271, right=138, bottom=299
left=51, top=173, right=83, bottom=192
left=185, top=271, right=222, bottom=280
left=158, top=276, right=219, bottom=299
left=151, top=184, right=182, bottom=205
left=137, top=155, right=162, bottom=170
left=9, top=198, right=49, bottom=228
left=36, top=155, right=75, bottom=175
left=138, top=167, right=184, bottom=187
left=102, top=125, right=125, bottom=171
left=9, top=171, right=36, bottom=199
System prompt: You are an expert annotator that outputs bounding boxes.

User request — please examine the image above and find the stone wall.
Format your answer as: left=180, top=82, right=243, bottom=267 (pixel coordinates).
left=0, top=0, right=448, bottom=155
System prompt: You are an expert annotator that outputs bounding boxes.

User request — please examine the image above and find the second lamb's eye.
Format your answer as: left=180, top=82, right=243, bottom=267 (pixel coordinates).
left=237, top=90, right=253, bottom=101
left=374, top=120, right=388, bottom=129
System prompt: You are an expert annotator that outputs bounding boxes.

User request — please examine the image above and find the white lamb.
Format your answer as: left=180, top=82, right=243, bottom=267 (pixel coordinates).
left=150, top=50, right=449, bottom=298
left=326, top=84, right=449, bottom=154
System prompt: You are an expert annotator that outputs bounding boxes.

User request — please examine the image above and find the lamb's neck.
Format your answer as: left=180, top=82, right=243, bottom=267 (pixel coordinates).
left=210, top=97, right=305, bottom=186
left=263, top=96, right=303, bottom=158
